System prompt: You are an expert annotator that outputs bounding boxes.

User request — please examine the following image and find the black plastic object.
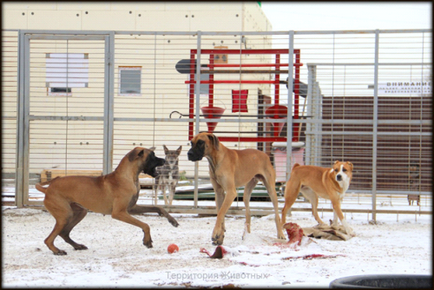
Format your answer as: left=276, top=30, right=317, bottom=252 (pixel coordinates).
left=175, top=59, right=207, bottom=74
left=329, top=274, right=432, bottom=289
left=175, top=59, right=194, bottom=74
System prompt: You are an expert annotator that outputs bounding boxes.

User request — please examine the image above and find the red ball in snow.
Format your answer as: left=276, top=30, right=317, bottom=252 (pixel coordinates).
left=167, top=243, right=179, bottom=254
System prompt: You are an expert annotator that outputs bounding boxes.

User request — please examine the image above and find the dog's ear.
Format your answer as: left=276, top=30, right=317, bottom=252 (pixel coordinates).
left=207, top=134, right=220, bottom=151
left=129, top=148, right=146, bottom=162
left=346, top=161, right=353, bottom=171
left=176, top=146, right=182, bottom=155
left=334, top=160, right=340, bottom=165
left=149, top=146, right=156, bottom=151
left=163, top=145, right=168, bottom=154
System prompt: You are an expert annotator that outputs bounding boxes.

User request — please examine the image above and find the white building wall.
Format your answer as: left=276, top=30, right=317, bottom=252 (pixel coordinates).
left=2, top=2, right=273, bottom=177
left=3, top=2, right=271, bottom=32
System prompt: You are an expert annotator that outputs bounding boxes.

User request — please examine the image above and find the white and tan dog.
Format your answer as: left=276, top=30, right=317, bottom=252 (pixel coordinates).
left=281, top=161, right=355, bottom=236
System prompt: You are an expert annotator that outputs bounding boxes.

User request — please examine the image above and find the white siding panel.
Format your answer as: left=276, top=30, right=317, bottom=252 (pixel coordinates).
left=82, top=10, right=136, bottom=30
left=27, top=10, right=82, bottom=30
left=135, top=11, right=191, bottom=31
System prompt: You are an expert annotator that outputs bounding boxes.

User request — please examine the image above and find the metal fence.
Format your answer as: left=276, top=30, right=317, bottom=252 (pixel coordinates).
left=2, top=29, right=432, bottom=220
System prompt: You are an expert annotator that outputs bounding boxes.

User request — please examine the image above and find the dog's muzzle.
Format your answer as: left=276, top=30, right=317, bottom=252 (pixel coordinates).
left=145, top=156, right=165, bottom=177
left=157, top=157, right=165, bottom=166
left=336, top=174, right=342, bottom=181
left=187, top=149, right=203, bottom=161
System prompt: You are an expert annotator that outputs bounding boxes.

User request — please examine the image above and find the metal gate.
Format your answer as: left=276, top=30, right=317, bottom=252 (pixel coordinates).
left=15, top=31, right=114, bottom=206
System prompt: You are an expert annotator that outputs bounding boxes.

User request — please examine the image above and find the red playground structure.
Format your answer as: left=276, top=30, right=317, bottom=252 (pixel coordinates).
left=185, top=48, right=302, bottom=143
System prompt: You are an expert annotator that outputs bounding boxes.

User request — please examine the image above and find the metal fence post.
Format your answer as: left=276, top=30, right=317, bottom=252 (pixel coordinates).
left=306, top=65, right=315, bottom=166
left=103, top=32, right=115, bottom=175
left=286, top=31, right=295, bottom=181
left=193, top=31, right=202, bottom=208
left=372, top=30, right=380, bottom=222
left=15, top=31, right=26, bottom=207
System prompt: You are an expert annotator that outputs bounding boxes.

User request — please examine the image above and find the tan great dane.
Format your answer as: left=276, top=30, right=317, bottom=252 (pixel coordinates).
left=35, top=147, right=179, bottom=255
left=187, top=132, right=285, bottom=245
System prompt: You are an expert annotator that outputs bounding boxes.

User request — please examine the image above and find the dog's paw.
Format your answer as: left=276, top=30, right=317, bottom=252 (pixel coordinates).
left=169, top=218, right=179, bottom=227
left=143, top=237, right=153, bottom=248
left=212, top=240, right=223, bottom=246
left=54, top=250, right=67, bottom=256
left=74, top=244, right=88, bottom=251
left=348, top=231, right=356, bottom=237
left=211, top=234, right=224, bottom=246
left=343, top=227, right=356, bottom=237
left=143, top=240, right=153, bottom=248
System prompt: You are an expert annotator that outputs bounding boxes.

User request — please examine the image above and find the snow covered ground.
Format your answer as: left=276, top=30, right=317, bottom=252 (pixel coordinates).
left=2, top=202, right=432, bottom=288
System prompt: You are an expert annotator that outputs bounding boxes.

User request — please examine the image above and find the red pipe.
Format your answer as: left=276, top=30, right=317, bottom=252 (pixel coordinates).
left=218, top=136, right=288, bottom=143
left=191, top=48, right=296, bottom=54
left=185, top=80, right=282, bottom=84
left=209, top=63, right=289, bottom=68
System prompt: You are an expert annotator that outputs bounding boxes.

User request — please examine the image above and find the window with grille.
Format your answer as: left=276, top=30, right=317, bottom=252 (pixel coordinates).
left=119, top=66, right=142, bottom=95
left=45, top=53, right=89, bottom=96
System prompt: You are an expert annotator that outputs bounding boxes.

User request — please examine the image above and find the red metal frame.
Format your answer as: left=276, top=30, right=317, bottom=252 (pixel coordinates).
left=187, top=48, right=302, bottom=143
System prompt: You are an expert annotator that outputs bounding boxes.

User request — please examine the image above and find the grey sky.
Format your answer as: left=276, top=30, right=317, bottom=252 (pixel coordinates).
left=261, top=2, right=432, bottom=31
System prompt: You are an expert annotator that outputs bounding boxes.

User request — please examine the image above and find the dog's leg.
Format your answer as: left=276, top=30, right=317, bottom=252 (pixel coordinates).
left=59, top=203, right=88, bottom=251
left=112, top=201, right=154, bottom=248
left=162, top=184, right=169, bottom=205
left=332, top=209, right=339, bottom=226
left=299, top=187, right=326, bottom=226
left=154, top=178, right=159, bottom=205
left=211, top=179, right=226, bottom=232
left=43, top=195, right=74, bottom=255
left=330, top=197, right=355, bottom=236
left=128, top=204, right=179, bottom=227
left=212, top=184, right=237, bottom=245
left=262, top=175, right=285, bottom=240
left=168, top=183, right=176, bottom=206
left=310, top=194, right=327, bottom=226
left=281, top=180, right=301, bottom=225
left=243, top=178, right=258, bottom=237
left=331, top=197, right=344, bottom=226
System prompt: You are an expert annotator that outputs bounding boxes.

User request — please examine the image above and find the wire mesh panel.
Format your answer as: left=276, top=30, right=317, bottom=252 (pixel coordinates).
left=4, top=29, right=432, bottom=215
left=1, top=31, right=19, bottom=200
left=375, top=32, right=431, bottom=194
left=24, top=35, right=107, bottom=205
left=292, top=32, right=431, bottom=197
left=112, top=33, right=198, bottom=173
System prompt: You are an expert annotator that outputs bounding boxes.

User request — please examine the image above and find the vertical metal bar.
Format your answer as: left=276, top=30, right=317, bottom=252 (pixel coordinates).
left=275, top=54, right=281, bottom=105
left=193, top=31, right=202, bottom=208
left=314, top=81, right=322, bottom=166
left=22, top=34, right=31, bottom=207
left=103, top=33, right=115, bottom=174
left=209, top=53, right=214, bottom=107
left=188, top=50, right=195, bottom=140
left=293, top=50, right=301, bottom=142
left=286, top=31, right=294, bottom=181
left=305, top=65, right=314, bottom=166
left=372, top=30, right=380, bottom=222
left=15, top=31, right=26, bottom=207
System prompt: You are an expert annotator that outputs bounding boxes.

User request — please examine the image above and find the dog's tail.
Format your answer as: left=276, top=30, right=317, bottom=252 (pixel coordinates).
left=35, top=177, right=60, bottom=194
left=35, top=183, right=48, bottom=194
left=292, top=163, right=300, bottom=170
